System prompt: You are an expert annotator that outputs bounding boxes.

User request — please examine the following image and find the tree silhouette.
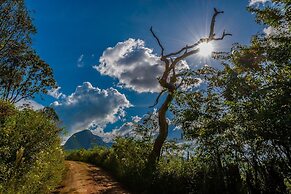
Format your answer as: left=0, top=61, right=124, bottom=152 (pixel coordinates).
left=148, top=8, right=231, bottom=165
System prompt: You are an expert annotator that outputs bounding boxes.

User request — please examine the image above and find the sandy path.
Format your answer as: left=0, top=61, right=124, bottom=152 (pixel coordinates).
left=54, top=161, right=130, bottom=194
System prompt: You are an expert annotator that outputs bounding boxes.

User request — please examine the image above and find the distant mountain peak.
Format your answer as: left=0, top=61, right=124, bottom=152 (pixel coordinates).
left=63, top=130, right=111, bottom=150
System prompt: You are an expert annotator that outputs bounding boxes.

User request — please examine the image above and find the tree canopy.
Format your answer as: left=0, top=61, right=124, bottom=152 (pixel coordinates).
left=0, top=0, right=56, bottom=103
left=172, top=1, right=290, bottom=193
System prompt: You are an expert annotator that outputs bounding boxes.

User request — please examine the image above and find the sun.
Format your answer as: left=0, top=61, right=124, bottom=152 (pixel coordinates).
left=198, top=42, right=214, bottom=57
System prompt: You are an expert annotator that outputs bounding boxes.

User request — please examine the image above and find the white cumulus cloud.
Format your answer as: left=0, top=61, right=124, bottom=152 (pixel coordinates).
left=85, top=115, right=142, bottom=143
left=263, top=26, right=275, bottom=37
left=95, top=38, right=189, bottom=93
left=47, top=86, right=65, bottom=99
left=104, top=110, right=160, bottom=142
left=131, top=115, right=142, bottom=123
left=249, top=0, right=270, bottom=6
left=94, top=38, right=164, bottom=93
left=16, top=99, right=44, bottom=110
left=263, top=25, right=289, bottom=38
left=51, top=82, right=132, bottom=140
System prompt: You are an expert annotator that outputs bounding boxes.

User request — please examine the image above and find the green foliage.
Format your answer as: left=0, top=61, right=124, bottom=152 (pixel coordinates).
left=66, top=138, right=152, bottom=192
left=0, top=101, right=65, bottom=194
left=171, top=1, right=291, bottom=193
left=0, top=0, right=56, bottom=103
left=66, top=138, right=220, bottom=194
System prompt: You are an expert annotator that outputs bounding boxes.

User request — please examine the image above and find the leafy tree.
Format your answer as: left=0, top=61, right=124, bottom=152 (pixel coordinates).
left=173, top=0, right=290, bottom=193
left=0, top=0, right=56, bottom=103
left=41, top=106, right=60, bottom=122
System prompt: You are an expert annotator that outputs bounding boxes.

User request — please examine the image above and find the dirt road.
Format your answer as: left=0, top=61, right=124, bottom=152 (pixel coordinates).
left=54, top=161, right=130, bottom=194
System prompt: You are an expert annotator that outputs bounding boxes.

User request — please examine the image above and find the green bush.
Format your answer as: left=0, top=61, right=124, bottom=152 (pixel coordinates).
left=65, top=138, right=206, bottom=194
left=0, top=101, right=65, bottom=194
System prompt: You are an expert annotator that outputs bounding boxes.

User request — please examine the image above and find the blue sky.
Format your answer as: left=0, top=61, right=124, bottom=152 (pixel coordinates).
left=25, top=0, right=265, bottom=142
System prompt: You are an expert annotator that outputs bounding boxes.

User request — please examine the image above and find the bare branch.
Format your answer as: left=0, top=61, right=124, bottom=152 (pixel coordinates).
left=163, top=8, right=228, bottom=59
left=150, top=26, right=165, bottom=56
left=164, top=39, right=204, bottom=58
left=209, top=8, right=224, bottom=39
left=170, top=67, right=177, bottom=84
left=176, top=76, right=186, bottom=89
left=212, top=30, right=232, bottom=40
left=149, top=89, right=166, bottom=108
left=173, top=48, right=200, bottom=64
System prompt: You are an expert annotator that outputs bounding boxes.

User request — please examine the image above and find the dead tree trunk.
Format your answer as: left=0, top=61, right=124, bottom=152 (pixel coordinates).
left=148, top=93, right=173, bottom=164
left=147, top=8, right=231, bottom=166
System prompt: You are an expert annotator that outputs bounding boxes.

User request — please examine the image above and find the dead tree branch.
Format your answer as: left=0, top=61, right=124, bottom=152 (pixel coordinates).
left=150, top=26, right=165, bottom=57
left=149, top=89, right=166, bottom=108
left=209, top=8, right=224, bottom=39
left=147, top=8, right=232, bottom=166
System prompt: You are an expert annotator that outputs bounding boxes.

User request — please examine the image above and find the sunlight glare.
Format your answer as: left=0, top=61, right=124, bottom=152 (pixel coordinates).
left=198, top=42, right=214, bottom=57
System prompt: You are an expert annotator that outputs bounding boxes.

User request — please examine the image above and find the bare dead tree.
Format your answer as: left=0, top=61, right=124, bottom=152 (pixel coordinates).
left=147, top=8, right=231, bottom=166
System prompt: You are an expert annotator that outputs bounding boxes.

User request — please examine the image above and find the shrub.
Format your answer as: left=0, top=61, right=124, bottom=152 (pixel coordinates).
left=65, top=138, right=205, bottom=194
left=0, top=101, right=65, bottom=194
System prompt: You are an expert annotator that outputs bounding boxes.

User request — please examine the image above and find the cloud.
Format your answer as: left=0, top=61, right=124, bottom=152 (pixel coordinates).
left=86, top=109, right=182, bottom=143
left=94, top=38, right=164, bottom=93
left=16, top=99, right=44, bottom=110
left=103, top=110, right=161, bottom=142
left=77, top=54, right=85, bottom=67
left=79, top=116, right=140, bottom=143
left=263, top=25, right=289, bottom=38
left=94, top=38, right=189, bottom=93
left=83, top=115, right=141, bottom=143
left=263, top=26, right=276, bottom=37
left=86, top=111, right=158, bottom=143
left=103, top=122, right=138, bottom=142
left=131, top=115, right=142, bottom=123
left=95, top=39, right=189, bottom=93
left=249, top=0, right=269, bottom=5
left=47, top=87, right=65, bottom=99
left=51, top=82, right=132, bottom=140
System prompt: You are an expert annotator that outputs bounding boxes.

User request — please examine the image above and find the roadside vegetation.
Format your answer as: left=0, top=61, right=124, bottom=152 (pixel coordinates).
left=0, top=101, right=65, bottom=194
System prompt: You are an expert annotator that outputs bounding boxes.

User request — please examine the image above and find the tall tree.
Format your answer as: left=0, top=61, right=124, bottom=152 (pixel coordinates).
left=173, top=0, right=290, bottom=193
left=148, top=8, right=231, bottom=165
left=0, top=0, right=56, bottom=103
